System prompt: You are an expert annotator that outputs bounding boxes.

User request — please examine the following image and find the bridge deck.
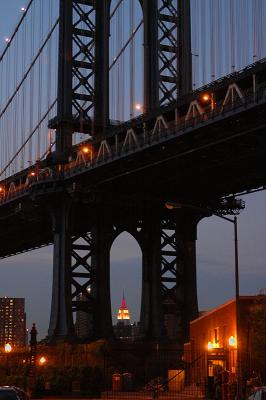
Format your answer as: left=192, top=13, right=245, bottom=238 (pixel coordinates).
left=0, top=61, right=266, bottom=258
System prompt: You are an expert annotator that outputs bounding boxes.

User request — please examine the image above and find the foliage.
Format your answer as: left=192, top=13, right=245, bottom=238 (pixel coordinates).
left=249, top=301, right=266, bottom=379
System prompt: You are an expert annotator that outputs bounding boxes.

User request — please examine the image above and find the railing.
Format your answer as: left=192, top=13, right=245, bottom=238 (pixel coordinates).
left=63, top=85, right=266, bottom=174
left=0, top=82, right=266, bottom=206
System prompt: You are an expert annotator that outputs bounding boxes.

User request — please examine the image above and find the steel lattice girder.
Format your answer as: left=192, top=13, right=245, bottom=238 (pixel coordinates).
left=72, top=1, right=96, bottom=120
left=158, top=0, right=179, bottom=104
left=71, top=232, right=94, bottom=312
left=160, top=219, right=181, bottom=308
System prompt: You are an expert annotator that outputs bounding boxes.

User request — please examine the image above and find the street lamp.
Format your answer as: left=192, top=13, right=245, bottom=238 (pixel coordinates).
left=38, top=356, right=47, bottom=366
left=165, top=201, right=242, bottom=400
left=4, top=343, right=12, bottom=376
left=200, top=92, right=215, bottom=111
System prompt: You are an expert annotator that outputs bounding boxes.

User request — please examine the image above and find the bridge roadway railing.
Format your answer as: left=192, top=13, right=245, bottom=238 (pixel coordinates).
left=0, top=82, right=266, bottom=205
left=62, top=83, right=266, bottom=172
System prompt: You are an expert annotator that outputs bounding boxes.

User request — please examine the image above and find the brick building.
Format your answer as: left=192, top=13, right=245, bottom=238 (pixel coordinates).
left=184, top=295, right=266, bottom=391
left=0, top=297, right=26, bottom=347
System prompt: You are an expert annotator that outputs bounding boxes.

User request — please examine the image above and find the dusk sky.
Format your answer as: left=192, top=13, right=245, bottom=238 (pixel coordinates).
left=0, top=1, right=266, bottom=339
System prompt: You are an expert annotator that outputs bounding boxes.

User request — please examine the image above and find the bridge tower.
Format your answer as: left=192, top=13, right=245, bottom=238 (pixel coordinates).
left=48, top=0, right=197, bottom=344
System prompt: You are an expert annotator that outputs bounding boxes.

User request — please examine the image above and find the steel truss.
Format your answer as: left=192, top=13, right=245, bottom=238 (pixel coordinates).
left=159, top=215, right=199, bottom=342
left=55, top=0, right=109, bottom=158
left=158, top=1, right=179, bottom=105
left=143, top=0, right=191, bottom=112
left=72, top=1, right=96, bottom=121
left=48, top=0, right=194, bottom=343
left=71, top=232, right=94, bottom=338
left=47, top=204, right=199, bottom=343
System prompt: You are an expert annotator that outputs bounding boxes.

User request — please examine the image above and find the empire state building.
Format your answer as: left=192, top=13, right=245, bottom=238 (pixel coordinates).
left=117, top=292, right=130, bottom=325
left=115, top=292, right=132, bottom=338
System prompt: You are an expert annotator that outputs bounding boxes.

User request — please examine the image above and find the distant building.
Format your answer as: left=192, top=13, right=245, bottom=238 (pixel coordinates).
left=114, top=292, right=132, bottom=339
left=0, top=297, right=26, bottom=347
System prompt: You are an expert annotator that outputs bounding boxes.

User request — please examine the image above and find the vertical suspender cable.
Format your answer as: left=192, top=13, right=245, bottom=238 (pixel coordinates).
left=29, top=2, right=35, bottom=166
left=47, top=0, right=52, bottom=154
left=200, top=0, right=206, bottom=85
left=22, top=15, right=27, bottom=170
left=129, top=0, right=135, bottom=118
left=121, top=1, right=125, bottom=121
left=210, top=0, right=215, bottom=81
left=230, top=0, right=235, bottom=72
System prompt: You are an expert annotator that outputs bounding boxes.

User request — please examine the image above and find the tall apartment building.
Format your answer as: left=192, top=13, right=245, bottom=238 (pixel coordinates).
left=0, top=297, right=26, bottom=347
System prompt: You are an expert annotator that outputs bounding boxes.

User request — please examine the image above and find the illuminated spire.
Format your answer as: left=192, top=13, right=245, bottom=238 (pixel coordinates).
left=117, top=291, right=130, bottom=322
left=121, top=290, right=127, bottom=309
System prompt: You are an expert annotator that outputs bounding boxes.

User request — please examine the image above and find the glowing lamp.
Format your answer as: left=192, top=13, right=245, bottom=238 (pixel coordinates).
left=228, top=336, right=237, bottom=347
left=0, top=186, right=5, bottom=194
left=135, top=103, right=142, bottom=111
left=4, top=343, right=12, bottom=353
left=165, top=202, right=182, bottom=210
left=165, top=203, right=175, bottom=210
left=82, top=146, right=90, bottom=154
left=38, top=356, right=47, bottom=366
left=30, top=171, right=36, bottom=177
left=207, top=341, right=213, bottom=351
left=202, top=93, right=211, bottom=102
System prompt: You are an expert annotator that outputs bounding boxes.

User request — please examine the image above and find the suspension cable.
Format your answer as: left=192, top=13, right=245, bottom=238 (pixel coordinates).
left=0, top=18, right=59, bottom=120
left=0, top=100, right=57, bottom=177
left=109, top=20, right=143, bottom=70
left=0, top=0, right=34, bottom=63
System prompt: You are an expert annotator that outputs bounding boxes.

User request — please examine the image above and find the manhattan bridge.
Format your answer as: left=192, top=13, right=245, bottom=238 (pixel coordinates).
left=0, top=0, right=266, bottom=344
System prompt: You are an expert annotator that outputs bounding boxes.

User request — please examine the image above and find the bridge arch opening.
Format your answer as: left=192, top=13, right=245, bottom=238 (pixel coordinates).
left=110, top=231, right=142, bottom=339
left=109, top=0, right=144, bottom=122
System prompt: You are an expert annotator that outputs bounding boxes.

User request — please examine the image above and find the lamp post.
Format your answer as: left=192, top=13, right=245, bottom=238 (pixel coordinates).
left=4, top=343, right=12, bottom=376
left=165, top=201, right=242, bottom=400
left=38, top=356, right=47, bottom=367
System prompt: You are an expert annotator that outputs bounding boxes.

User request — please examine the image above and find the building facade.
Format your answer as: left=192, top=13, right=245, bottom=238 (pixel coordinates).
left=0, top=297, right=26, bottom=347
left=184, top=296, right=266, bottom=394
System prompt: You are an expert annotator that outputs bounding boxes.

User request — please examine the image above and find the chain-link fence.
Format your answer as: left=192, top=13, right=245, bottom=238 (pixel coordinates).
left=102, top=345, right=206, bottom=400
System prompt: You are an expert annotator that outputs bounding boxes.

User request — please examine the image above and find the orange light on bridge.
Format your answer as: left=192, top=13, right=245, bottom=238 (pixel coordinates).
left=81, top=146, right=93, bottom=161
left=135, top=103, right=142, bottom=111
left=201, top=93, right=211, bottom=102
left=82, top=146, right=90, bottom=154
left=0, top=186, right=5, bottom=194
left=200, top=92, right=215, bottom=110
left=29, top=171, right=36, bottom=177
